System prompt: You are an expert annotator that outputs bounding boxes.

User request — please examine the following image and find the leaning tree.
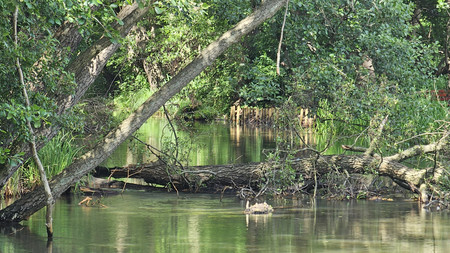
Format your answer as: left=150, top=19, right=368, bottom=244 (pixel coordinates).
left=0, top=0, right=287, bottom=222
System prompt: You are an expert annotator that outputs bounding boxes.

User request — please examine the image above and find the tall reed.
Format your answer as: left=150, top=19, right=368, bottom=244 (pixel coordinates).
left=1, top=131, right=81, bottom=198
left=34, top=131, right=82, bottom=178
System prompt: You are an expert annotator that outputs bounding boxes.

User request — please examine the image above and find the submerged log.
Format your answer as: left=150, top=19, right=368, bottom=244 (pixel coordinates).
left=94, top=154, right=444, bottom=195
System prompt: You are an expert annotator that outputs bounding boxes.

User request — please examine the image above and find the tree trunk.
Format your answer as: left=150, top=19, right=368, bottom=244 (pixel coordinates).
left=0, top=3, right=151, bottom=190
left=59, top=3, right=151, bottom=113
left=93, top=154, right=441, bottom=194
left=14, top=6, right=55, bottom=238
left=0, top=0, right=286, bottom=223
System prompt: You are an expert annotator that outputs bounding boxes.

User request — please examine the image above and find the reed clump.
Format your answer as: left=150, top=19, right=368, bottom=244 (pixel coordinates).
left=1, top=131, right=81, bottom=198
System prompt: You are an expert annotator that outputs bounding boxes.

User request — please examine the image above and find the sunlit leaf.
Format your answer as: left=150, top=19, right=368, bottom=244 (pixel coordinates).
left=155, top=6, right=164, bottom=14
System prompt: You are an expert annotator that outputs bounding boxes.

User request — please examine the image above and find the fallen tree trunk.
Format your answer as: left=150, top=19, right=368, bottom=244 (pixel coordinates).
left=94, top=154, right=444, bottom=194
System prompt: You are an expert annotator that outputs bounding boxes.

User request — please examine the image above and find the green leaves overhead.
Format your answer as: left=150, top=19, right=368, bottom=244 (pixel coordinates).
left=175, top=0, right=446, bottom=146
left=153, top=0, right=208, bottom=19
left=437, top=0, right=450, bottom=10
left=0, top=0, right=132, bottom=164
left=108, top=0, right=212, bottom=108
left=2, top=0, right=446, bottom=165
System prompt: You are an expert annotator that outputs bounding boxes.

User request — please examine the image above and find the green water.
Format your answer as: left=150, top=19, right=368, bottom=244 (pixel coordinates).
left=103, top=118, right=279, bottom=167
left=102, top=118, right=351, bottom=168
left=3, top=119, right=444, bottom=252
left=1, top=192, right=449, bottom=253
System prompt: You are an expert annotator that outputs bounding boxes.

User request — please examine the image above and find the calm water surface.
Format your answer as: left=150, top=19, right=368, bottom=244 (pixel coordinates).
left=2, top=119, right=448, bottom=252
left=102, top=118, right=343, bottom=167
left=1, top=192, right=449, bottom=253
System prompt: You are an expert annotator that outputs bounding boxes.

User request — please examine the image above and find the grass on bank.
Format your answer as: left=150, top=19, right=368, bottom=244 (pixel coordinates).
left=1, top=131, right=81, bottom=198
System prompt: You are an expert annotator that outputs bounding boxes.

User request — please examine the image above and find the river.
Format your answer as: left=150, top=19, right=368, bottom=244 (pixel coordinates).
left=1, top=192, right=449, bottom=252
left=102, top=118, right=341, bottom=167
left=1, top=118, right=448, bottom=252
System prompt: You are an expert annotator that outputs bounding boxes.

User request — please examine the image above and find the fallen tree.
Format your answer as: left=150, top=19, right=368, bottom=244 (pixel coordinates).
left=93, top=135, right=448, bottom=200
left=0, top=0, right=286, bottom=223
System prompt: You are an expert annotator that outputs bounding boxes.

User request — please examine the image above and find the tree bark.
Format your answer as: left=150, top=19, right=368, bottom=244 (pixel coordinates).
left=0, top=0, right=286, bottom=223
left=14, top=6, right=55, bottom=238
left=59, top=3, right=151, bottom=113
left=385, top=133, right=449, bottom=162
left=0, top=3, right=151, bottom=190
left=93, top=153, right=442, bottom=194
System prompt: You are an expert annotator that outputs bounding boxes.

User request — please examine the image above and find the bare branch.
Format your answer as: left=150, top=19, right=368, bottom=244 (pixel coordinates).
left=385, top=133, right=449, bottom=162
left=276, top=0, right=289, bottom=75
left=364, top=115, right=388, bottom=156
left=341, top=145, right=368, bottom=153
left=14, top=6, right=54, bottom=238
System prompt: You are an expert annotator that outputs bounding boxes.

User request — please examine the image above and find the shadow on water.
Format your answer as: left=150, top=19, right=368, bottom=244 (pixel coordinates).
left=0, top=224, right=56, bottom=253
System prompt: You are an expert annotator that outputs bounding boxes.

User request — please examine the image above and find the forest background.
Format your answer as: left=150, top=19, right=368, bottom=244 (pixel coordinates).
left=0, top=0, right=448, bottom=223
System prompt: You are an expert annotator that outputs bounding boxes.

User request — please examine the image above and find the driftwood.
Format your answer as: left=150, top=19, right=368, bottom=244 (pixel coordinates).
left=92, top=134, right=448, bottom=203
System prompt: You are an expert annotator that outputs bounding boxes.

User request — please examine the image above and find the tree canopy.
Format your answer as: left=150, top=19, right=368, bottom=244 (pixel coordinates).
left=0, top=0, right=448, bottom=223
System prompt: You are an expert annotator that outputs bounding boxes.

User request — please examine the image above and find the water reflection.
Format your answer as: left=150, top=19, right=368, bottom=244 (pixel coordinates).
left=103, top=118, right=280, bottom=167
left=103, top=118, right=365, bottom=169
left=0, top=224, right=54, bottom=253
left=1, top=192, right=449, bottom=253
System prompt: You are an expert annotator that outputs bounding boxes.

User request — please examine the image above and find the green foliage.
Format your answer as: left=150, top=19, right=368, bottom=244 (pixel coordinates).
left=112, top=76, right=154, bottom=120
left=204, top=0, right=252, bottom=28
left=34, top=131, right=82, bottom=178
left=169, top=0, right=289, bottom=114
left=58, top=0, right=137, bottom=43
left=184, top=45, right=245, bottom=115
left=107, top=0, right=214, bottom=118
left=0, top=0, right=135, bottom=194
left=23, top=131, right=81, bottom=183
left=1, top=168, right=25, bottom=198
left=160, top=130, right=191, bottom=167
left=315, top=99, right=363, bottom=137
left=173, top=0, right=446, bottom=125
left=2, top=131, right=81, bottom=197
left=438, top=167, right=450, bottom=192
left=264, top=150, right=301, bottom=195
left=239, top=54, right=287, bottom=106
left=0, top=0, right=77, bottom=164
left=275, top=0, right=447, bottom=155
left=258, top=101, right=310, bottom=194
